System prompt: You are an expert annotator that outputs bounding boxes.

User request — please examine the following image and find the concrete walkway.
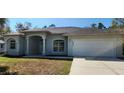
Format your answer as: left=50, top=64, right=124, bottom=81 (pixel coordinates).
left=70, top=58, right=124, bottom=75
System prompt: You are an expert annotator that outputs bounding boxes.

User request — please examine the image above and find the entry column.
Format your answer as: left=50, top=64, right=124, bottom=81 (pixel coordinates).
left=26, top=36, right=29, bottom=55
left=4, top=39, right=7, bottom=55
left=42, top=35, right=46, bottom=56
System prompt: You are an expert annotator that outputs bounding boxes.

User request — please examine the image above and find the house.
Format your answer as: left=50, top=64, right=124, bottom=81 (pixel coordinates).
left=3, top=27, right=124, bottom=58
left=0, top=40, right=5, bottom=53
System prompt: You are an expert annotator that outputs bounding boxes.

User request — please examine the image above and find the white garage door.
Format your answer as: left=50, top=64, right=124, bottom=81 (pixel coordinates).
left=73, top=39, right=116, bottom=57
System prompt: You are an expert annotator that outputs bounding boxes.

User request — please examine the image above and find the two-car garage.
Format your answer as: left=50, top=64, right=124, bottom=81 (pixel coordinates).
left=68, top=36, right=122, bottom=57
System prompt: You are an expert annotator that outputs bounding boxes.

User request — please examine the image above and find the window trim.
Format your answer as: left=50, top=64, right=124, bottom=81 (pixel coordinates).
left=52, top=39, right=65, bottom=53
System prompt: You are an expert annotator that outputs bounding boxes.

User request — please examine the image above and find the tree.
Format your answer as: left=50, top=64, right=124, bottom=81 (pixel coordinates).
left=42, top=25, right=47, bottom=28
left=15, top=22, right=32, bottom=31
left=0, top=18, right=9, bottom=35
left=24, top=22, right=31, bottom=30
left=2, top=26, right=11, bottom=34
left=98, top=22, right=106, bottom=29
left=91, top=23, right=97, bottom=28
left=110, top=20, right=118, bottom=28
left=49, top=24, right=56, bottom=28
left=110, top=18, right=124, bottom=28
left=15, top=23, right=23, bottom=31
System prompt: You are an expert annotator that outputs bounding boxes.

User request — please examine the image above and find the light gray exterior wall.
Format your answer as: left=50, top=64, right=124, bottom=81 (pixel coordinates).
left=4, top=32, right=124, bottom=57
left=25, top=33, right=68, bottom=56
left=4, top=36, right=20, bottom=56
left=46, top=34, right=68, bottom=56
left=4, top=33, right=68, bottom=56
left=18, top=36, right=26, bottom=55
left=4, top=35, right=25, bottom=56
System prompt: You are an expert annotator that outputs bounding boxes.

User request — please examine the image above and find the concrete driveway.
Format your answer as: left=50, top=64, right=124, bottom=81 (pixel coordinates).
left=70, top=58, right=124, bottom=75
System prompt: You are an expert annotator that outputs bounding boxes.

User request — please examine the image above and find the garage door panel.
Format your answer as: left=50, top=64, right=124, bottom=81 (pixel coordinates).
left=73, top=39, right=116, bottom=57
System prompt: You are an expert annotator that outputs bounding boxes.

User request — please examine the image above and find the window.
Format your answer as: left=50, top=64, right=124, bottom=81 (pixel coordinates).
left=1, top=44, right=4, bottom=48
left=10, top=40, right=16, bottom=49
left=53, top=40, right=64, bottom=52
left=123, top=43, right=124, bottom=55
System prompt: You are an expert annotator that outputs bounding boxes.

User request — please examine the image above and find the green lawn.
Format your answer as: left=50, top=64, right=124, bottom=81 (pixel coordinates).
left=0, top=57, right=72, bottom=75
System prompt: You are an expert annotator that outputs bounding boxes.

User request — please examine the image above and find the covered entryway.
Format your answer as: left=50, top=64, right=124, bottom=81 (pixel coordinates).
left=72, top=38, right=117, bottom=57
left=29, top=36, right=43, bottom=55
left=26, top=34, right=46, bottom=56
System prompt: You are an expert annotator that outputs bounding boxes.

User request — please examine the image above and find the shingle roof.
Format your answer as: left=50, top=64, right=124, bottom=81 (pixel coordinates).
left=21, top=27, right=83, bottom=34
left=4, top=32, right=25, bottom=36
left=4, top=27, right=124, bottom=36
left=63, top=28, right=124, bottom=36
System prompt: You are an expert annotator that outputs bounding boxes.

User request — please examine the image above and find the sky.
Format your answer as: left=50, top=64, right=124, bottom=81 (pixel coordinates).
left=9, top=18, right=112, bottom=32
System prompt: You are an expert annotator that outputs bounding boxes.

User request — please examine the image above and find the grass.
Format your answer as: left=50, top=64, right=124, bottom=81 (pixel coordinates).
left=0, top=57, right=72, bottom=75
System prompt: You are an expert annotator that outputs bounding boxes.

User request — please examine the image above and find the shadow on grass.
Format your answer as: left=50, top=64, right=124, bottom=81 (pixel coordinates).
left=0, top=66, right=18, bottom=75
left=3, top=55, right=73, bottom=61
